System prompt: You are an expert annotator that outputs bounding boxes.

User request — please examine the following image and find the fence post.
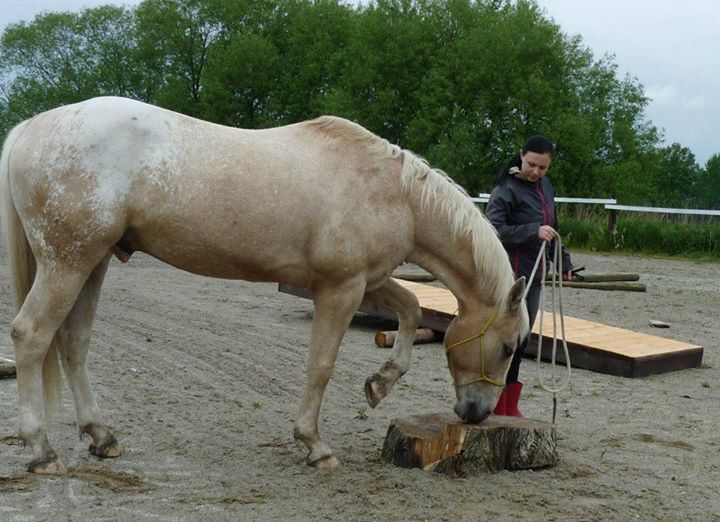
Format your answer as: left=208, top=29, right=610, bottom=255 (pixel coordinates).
left=608, top=208, right=617, bottom=235
left=608, top=192, right=617, bottom=235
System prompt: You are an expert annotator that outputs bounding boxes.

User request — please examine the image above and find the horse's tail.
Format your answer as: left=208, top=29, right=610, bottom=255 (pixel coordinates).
left=1, top=120, right=63, bottom=416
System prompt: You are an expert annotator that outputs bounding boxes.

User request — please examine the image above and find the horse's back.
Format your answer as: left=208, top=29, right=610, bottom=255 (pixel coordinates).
left=9, top=97, right=414, bottom=285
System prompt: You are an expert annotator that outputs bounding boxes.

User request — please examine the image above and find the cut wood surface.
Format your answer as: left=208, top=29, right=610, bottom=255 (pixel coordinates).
left=382, top=412, right=558, bottom=474
left=374, top=328, right=439, bottom=348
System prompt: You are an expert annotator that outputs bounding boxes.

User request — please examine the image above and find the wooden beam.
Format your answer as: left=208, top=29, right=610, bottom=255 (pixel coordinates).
left=546, top=272, right=640, bottom=282
left=550, top=281, right=646, bottom=292
left=374, top=328, right=439, bottom=348
left=0, top=357, right=16, bottom=379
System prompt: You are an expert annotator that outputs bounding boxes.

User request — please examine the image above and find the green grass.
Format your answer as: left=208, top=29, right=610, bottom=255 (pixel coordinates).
left=559, top=215, right=720, bottom=259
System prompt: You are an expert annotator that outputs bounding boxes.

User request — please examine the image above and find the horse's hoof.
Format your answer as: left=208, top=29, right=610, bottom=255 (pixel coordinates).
left=89, top=436, right=123, bottom=458
left=364, top=376, right=383, bottom=408
left=29, top=458, right=68, bottom=475
left=309, top=455, right=340, bottom=469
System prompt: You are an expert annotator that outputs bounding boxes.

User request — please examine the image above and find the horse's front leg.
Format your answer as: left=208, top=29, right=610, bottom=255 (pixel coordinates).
left=363, top=279, right=421, bottom=408
left=293, top=278, right=365, bottom=468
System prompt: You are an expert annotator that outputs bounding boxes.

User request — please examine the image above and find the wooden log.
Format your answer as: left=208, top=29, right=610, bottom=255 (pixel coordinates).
left=0, top=357, right=16, bottom=379
left=546, top=272, right=639, bottom=282
left=551, top=281, right=646, bottom=292
left=391, top=272, right=437, bottom=283
left=374, top=328, right=440, bottom=348
left=381, top=412, right=558, bottom=474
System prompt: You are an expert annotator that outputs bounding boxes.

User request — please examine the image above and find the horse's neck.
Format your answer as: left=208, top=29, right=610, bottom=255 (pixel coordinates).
left=408, top=221, right=499, bottom=312
left=408, top=249, right=481, bottom=312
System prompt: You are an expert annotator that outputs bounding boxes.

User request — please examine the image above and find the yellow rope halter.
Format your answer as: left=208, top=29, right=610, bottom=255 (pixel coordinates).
left=444, top=306, right=504, bottom=388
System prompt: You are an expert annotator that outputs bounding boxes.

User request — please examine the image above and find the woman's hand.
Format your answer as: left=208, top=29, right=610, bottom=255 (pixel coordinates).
left=538, top=225, right=557, bottom=242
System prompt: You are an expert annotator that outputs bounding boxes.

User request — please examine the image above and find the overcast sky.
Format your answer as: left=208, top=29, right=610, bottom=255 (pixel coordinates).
left=1, top=0, right=717, bottom=165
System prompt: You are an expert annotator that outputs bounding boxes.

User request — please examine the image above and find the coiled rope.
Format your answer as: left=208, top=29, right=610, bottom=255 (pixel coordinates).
left=523, top=235, right=572, bottom=424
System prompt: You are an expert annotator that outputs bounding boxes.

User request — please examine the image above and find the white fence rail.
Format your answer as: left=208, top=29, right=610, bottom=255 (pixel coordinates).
left=472, top=194, right=617, bottom=205
left=472, top=193, right=720, bottom=233
left=603, top=204, right=720, bottom=217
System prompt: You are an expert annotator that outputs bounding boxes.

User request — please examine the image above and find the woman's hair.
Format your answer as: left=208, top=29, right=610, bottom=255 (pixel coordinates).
left=522, top=135, right=556, bottom=157
left=494, top=135, right=556, bottom=186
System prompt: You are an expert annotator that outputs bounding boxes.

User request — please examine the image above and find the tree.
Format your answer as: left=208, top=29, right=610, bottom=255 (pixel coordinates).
left=695, top=154, right=720, bottom=209
left=0, top=0, right=676, bottom=203
left=134, top=0, right=223, bottom=114
left=652, top=143, right=700, bottom=207
left=0, top=6, right=139, bottom=126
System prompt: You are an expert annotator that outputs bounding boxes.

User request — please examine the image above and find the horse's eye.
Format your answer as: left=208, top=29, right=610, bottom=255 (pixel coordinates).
left=503, top=343, right=515, bottom=357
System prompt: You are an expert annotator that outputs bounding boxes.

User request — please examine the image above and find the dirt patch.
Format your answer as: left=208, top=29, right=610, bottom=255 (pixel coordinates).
left=0, top=475, right=34, bottom=493
left=1, top=249, right=718, bottom=521
left=67, top=467, right=153, bottom=493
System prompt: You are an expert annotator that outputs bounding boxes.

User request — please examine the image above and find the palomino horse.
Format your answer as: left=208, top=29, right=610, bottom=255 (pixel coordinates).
left=0, top=97, right=528, bottom=474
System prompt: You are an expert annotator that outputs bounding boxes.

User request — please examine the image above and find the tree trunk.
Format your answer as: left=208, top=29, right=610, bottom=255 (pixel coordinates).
left=381, top=412, right=558, bottom=475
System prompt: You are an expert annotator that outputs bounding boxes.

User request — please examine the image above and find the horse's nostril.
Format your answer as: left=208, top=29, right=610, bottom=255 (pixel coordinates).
left=455, top=400, right=489, bottom=424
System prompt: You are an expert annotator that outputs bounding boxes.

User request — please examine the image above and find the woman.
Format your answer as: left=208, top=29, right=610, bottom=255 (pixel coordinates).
left=485, top=135, right=575, bottom=416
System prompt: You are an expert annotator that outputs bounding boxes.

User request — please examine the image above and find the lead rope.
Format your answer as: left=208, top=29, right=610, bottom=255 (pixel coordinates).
left=523, top=236, right=572, bottom=424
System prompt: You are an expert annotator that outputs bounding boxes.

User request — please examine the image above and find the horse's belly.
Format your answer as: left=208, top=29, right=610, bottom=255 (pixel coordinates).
left=130, top=228, right=310, bottom=283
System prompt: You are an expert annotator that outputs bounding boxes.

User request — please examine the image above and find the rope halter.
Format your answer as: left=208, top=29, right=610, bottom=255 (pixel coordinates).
left=444, top=306, right=504, bottom=388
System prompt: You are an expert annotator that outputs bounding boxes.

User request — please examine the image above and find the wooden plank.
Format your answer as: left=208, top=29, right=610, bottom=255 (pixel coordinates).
left=278, top=281, right=704, bottom=378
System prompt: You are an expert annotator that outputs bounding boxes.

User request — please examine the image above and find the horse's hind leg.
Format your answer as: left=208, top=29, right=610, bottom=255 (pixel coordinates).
left=55, top=256, right=121, bottom=459
left=293, top=278, right=365, bottom=468
left=363, top=279, right=421, bottom=408
left=12, top=263, right=95, bottom=474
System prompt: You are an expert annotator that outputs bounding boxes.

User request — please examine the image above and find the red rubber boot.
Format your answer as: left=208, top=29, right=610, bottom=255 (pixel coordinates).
left=505, top=382, right=524, bottom=417
left=493, top=388, right=507, bottom=415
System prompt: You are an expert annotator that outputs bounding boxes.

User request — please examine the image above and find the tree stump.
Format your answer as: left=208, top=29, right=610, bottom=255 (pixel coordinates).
left=0, top=357, right=16, bottom=379
left=381, top=412, right=558, bottom=474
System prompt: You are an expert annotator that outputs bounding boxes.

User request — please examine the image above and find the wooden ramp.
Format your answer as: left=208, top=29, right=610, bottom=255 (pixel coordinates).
left=279, top=280, right=703, bottom=378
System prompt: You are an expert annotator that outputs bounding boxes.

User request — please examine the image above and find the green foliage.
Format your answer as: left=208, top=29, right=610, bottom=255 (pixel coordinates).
left=695, top=154, right=720, bottom=209
left=0, top=0, right=716, bottom=205
left=0, top=6, right=141, bottom=121
left=651, top=143, right=701, bottom=207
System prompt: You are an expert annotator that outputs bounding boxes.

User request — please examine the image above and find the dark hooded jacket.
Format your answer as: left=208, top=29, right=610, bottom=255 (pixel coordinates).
left=485, top=172, right=573, bottom=283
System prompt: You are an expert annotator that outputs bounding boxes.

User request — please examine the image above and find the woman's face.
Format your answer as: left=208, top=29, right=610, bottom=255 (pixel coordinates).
left=519, top=150, right=552, bottom=182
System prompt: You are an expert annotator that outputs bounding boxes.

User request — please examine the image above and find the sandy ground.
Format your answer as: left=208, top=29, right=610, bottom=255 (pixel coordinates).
left=1, top=248, right=719, bottom=521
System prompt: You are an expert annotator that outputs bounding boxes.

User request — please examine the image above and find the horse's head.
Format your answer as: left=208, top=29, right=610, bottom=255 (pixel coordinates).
left=444, top=277, right=529, bottom=423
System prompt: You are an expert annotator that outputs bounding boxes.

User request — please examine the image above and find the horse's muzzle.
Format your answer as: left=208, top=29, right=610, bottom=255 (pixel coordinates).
left=454, top=399, right=490, bottom=424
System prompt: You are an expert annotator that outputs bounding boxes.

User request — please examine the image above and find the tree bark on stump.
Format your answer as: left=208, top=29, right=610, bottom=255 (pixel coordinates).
left=381, top=412, right=558, bottom=475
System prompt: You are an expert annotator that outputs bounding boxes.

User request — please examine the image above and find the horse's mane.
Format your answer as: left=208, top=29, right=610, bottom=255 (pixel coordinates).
left=307, top=115, right=513, bottom=306
left=306, top=115, right=403, bottom=159
left=399, top=152, right=514, bottom=306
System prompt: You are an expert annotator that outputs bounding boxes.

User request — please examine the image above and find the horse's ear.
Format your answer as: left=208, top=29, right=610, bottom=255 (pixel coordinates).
left=507, top=277, right=526, bottom=313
